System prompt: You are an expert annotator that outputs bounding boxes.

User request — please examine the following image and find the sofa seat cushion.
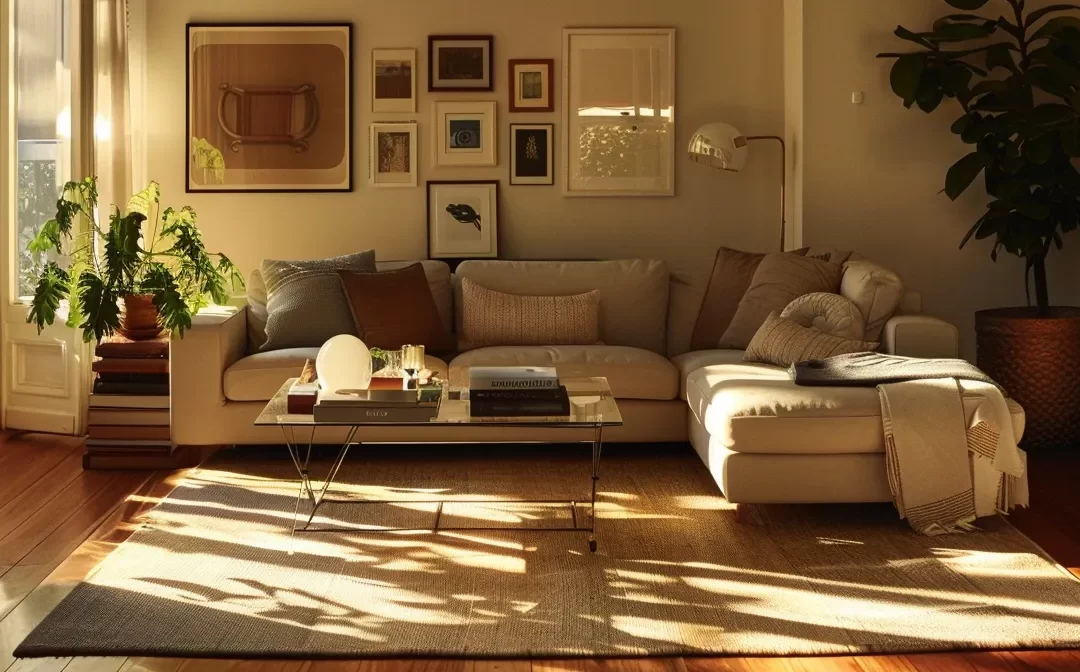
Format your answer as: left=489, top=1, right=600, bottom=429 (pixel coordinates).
left=225, top=348, right=450, bottom=402
left=671, top=349, right=748, bottom=400
left=448, top=346, right=678, bottom=400
left=687, top=364, right=1026, bottom=456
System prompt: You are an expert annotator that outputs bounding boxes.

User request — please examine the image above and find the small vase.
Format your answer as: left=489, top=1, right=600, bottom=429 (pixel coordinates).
left=117, top=294, right=163, bottom=341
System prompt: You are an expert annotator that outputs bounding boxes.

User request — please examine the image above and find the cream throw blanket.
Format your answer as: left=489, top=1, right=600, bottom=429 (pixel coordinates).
left=878, top=378, right=1029, bottom=535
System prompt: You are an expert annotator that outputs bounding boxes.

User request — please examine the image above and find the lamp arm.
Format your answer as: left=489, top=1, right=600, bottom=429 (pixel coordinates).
left=746, top=136, right=786, bottom=252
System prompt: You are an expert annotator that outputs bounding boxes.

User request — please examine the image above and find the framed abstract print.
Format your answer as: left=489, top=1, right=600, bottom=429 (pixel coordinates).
left=427, top=181, right=499, bottom=259
left=563, top=28, right=675, bottom=197
left=372, top=48, right=416, bottom=113
left=428, top=35, right=493, bottom=91
left=434, top=101, right=497, bottom=167
left=369, top=122, right=417, bottom=188
left=510, top=124, right=553, bottom=185
left=186, top=23, right=353, bottom=193
left=509, top=59, right=554, bottom=112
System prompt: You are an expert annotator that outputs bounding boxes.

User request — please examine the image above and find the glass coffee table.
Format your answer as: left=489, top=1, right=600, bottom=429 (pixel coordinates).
left=255, top=376, right=623, bottom=552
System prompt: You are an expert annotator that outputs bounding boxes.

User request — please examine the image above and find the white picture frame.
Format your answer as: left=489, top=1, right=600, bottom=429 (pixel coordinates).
left=371, top=48, right=417, bottom=113
left=510, top=124, right=554, bottom=185
left=369, top=122, right=418, bottom=188
left=562, top=28, right=676, bottom=197
left=427, top=181, right=499, bottom=259
left=434, top=101, right=497, bottom=167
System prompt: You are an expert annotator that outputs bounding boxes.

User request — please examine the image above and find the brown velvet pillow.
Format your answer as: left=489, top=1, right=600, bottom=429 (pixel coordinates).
left=690, top=247, right=808, bottom=351
left=337, top=264, right=452, bottom=354
left=719, top=252, right=844, bottom=349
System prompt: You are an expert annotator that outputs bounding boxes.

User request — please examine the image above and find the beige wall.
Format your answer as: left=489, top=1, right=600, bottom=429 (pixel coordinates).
left=799, top=0, right=1080, bottom=358
left=144, top=0, right=786, bottom=281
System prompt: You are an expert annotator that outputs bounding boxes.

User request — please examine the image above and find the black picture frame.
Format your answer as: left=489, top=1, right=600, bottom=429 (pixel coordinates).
left=426, top=180, right=500, bottom=262
left=186, top=22, right=354, bottom=193
left=510, top=124, right=554, bottom=186
left=428, top=35, right=494, bottom=92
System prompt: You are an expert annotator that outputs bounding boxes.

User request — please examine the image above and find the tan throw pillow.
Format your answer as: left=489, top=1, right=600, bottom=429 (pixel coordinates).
left=719, top=253, right=844, bottom=349
left=840, top=259, right=906, bottom=342
left=337, top=264, right=453, bottom=354
left=744, top=312, right=878, bottom=367
left=689, top=247, right=808, bottom=351
left=460, top=277, right=601, bottom=349
left=780, top=292, right=866, bottom=341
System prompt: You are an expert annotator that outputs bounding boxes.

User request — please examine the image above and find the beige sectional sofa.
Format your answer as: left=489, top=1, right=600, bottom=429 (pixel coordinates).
left=171, top=257, right=1024, bottom=504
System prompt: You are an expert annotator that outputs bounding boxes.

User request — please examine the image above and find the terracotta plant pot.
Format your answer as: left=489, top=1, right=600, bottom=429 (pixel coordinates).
left=117, top=294, right=163, bottom=341
left=975, top=307, right=1080, bottom=450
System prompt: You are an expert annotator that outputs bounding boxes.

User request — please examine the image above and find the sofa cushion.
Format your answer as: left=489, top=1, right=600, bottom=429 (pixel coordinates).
left=225, top=348, right=450, bottom=402
left=670, top=349, right=747, bottom=400
left=338, top=265, right=453, bottom=354
left=454, top=259, right=669, bottom=355
left=246, top=259, right=453, bottom=353
left=448, top=345, right=678, bottom=400
left=686, top=364, right=1026, bottom=456
left=840, top=259, right=906, bottom=342
left=459, top=278, right=601, bottom=349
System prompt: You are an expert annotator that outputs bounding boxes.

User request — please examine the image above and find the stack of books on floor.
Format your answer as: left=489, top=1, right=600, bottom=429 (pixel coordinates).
left=86, top=334, right=186, bottom=469
left=468, top=367, right=570, bottom=417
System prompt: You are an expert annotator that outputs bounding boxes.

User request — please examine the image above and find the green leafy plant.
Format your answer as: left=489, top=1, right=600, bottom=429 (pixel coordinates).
left=26, top=177, right=245, bottom=342
left=878, top=0, right=1080, bottom=315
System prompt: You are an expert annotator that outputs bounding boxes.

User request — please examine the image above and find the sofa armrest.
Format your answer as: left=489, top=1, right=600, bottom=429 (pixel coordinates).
left=170, top=307, right=248, bottom=445
left=882, top=315, right=959, bottom=359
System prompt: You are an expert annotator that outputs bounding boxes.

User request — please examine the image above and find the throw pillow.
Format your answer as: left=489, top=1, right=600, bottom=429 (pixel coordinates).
left=337, top=264, right=453, bottom=353
left=744, top=312, right=878, bottom=367
left=459, top=277, right=601, bottom=349
left=840, top=259, right=906, bottom=342
left=689, top=247, right=808, bottom=351
left=718, top=253, right=844, bottom=349
left=780, top=292, right=866, bottom=341
left=261, top=250, right=376, bottom=351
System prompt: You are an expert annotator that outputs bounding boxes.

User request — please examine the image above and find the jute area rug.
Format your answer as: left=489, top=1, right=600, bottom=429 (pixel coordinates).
left=16, top=444, right=1080, bottom=659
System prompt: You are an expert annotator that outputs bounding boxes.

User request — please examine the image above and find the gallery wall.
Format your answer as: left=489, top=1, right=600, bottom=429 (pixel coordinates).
left=143, top=0, right=787, bottom=281
left=795, top=0, right=1080, bottom=358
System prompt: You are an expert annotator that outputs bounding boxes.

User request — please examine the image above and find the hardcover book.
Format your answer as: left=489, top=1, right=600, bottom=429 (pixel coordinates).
left=469, top=366, right=559, bottom=390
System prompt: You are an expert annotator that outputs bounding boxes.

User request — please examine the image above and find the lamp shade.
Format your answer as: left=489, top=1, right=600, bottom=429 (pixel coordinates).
left=316, top=334, right=372, bottom=392
left=688, top=122, right=749, bottom=172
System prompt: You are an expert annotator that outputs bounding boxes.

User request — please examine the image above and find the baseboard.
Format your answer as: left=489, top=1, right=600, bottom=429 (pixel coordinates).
left=4, top=406, right=76, bottom=434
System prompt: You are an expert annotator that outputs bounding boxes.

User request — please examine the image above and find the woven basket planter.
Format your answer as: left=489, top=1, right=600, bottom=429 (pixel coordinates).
left=975, top=307, right=1080, bottom=450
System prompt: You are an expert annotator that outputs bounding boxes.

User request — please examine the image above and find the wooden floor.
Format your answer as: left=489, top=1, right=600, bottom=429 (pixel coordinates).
left=1, top=432, right=1078, bottom=672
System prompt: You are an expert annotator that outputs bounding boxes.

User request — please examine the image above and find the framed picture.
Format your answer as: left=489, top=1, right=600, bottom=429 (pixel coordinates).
left=427, top=181, right=499, bottom=259
left=429, top=35, right=493, bottom=91
left=563, top=28, right=675, bottom=197
left=369, top=122, right=417, bottom=188
left=434, top=101, right=497, bottom=166
left=510, top=124, right=553, bottom=185
left=509, top=59, right=554, bottom=113
left=186, top=23, right=352, bottom=192
left=372, top=48, right=416, bottom=113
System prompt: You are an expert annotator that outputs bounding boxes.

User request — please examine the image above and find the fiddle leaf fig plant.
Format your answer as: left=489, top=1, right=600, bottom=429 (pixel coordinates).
left=26, top=177, right=245, bottom=342
left=878, top=0, right=1080, bottom=315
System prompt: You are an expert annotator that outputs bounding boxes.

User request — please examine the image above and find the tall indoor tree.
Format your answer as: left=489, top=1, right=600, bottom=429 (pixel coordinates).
left=879, top=0, right=1080, bottom=315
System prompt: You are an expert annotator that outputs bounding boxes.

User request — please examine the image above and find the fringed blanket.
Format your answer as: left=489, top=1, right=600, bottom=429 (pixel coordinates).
left=878, top=378, right=1028, bottom=535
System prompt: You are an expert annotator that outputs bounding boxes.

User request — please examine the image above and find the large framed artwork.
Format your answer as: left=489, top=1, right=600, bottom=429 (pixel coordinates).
left=427, top=181, right=499, bottom=259
left=186, top=23, right=353, bottom=193
left=510, top=124, right=554, bottom=185
left=433, top=101, right=497, bottom=167
left=428, top=35, right=493, bottom=91
left=372, top=48, right=416, bottom=113
left=562, top=28, right=675, bottom=197
left=369, top=122, right=417, bottom=188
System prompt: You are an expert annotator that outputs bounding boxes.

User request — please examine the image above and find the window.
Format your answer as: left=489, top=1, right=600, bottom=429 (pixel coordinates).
left=15, top=0, right=72, bottom=298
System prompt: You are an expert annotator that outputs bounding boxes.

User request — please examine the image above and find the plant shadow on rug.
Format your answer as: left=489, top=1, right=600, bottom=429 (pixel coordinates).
left=15, top=444, right=1080, bottom=659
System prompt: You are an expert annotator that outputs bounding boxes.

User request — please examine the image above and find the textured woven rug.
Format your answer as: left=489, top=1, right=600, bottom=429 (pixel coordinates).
left=16, top=444, right=1080, bottom=658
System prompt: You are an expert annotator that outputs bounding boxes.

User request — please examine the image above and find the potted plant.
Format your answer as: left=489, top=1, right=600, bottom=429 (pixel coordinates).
left=878, top=0, right=1080, bottom=449
left=26, top=177, right=244, bottom=342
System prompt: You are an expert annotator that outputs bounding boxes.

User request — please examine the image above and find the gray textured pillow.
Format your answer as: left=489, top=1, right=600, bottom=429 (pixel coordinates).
left=261, top=250, right=376, bottom=351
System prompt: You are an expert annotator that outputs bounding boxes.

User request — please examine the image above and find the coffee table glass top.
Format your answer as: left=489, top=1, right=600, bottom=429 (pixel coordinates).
left=255, top=376, right=623, bottom=428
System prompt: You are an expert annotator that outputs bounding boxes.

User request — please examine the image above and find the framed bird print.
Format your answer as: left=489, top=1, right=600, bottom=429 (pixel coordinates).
left=427, top=181, right=499, bottom=259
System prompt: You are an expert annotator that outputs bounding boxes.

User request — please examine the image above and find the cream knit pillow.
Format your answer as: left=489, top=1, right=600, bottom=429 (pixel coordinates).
left=780, top=292, right=866, bottom=341
left=744, top=312, right=878, bottom=367
left=459, top=277, right=602, bottom=350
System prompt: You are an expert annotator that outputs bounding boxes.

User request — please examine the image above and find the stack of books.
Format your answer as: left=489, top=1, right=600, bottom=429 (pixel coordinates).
left=313, top=387, right=440, bottom=423
left=468, top=366, right=570, bottom=417
left=85, top=334, right=177, bottom=469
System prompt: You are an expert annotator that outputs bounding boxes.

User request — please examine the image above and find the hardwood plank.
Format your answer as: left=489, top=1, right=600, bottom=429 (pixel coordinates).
left=993, top=650, right=1080, bottom=671
left=853, top=655, right=920, bottom=672
left=683, top=657, right=793, bottom=671
left=62, top=658, right=127, bottom=672
left=297, top=663, right=360, bottom=672
left=355, top=663, right=464, bottom=672
left=4, top=657, right=71, bottom=672
left=895, top=653, right=977, bottom=672
left=117, top=659, right=184, bottom=672
left=0, top=451, right=89, bottom=541
left=0, top=442, right=81, bottom=512
left=538, top=660, right=685, bottom=672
